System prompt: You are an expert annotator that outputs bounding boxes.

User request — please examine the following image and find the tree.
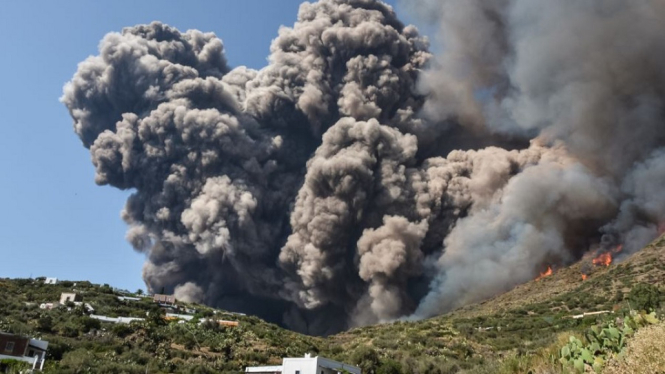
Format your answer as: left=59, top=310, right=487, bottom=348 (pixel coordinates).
left=100, top=284, right=113, bottom=294
left=78, top=316, right=101, bottom=333
left=350, top=346, right=381, bottom=374
left=147, top=307, right=166, bottom=327
left=111, top=323, right=134, bottom=338
left=37, top=315, right=53, bottom=332
left=377, top=359, right=403, bottom=374
left=136, top=289, right=144, bottom=296
left=629, top=283, right=661, bottom=312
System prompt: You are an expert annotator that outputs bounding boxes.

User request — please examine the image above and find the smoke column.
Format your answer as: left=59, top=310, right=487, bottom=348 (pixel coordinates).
left=62, top=0, right=665, bottom=333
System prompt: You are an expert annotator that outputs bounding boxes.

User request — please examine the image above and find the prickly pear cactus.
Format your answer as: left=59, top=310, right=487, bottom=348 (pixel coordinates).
left=559, top=311, right=659, bottom=373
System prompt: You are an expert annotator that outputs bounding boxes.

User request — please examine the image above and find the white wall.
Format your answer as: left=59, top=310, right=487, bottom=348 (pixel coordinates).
left=59, top=293, right=78, bottom=304
left=247, top=356, right=360, bottom=374
left=282, top=358, right=318, bottom=374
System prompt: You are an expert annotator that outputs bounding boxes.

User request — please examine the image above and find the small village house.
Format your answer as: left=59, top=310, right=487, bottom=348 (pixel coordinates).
left=0, top=332, right=48, bottom=371
left=153, top=294, right=176, bottom=305
left=43, top=277, right=58, bottom=285
left=218, top=320, right=239, bottom=327
left=246, top=354, right=360, bottom=374
left=59, top=292, right=82, bottom=304
left=39, top=303, right=57, bottom=310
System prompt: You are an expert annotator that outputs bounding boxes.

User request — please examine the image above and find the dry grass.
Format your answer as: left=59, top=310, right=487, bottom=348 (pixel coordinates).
left=603, top=322, right=665, bottom=374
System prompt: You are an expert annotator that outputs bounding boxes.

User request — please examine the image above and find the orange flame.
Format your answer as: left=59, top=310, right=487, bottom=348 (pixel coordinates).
left=581, top=274, right=588, bottom=281
left=536, top=266, right=553, bottom=281
left=592, top=252, right=612, bottom=267
left=613, top=244, right=623, bottom=254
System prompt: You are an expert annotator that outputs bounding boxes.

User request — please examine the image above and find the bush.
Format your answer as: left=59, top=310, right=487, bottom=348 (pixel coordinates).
left=45, top=338, right=72, bottom=361
left=37, top=315, right=53, bottom=332
left=79, top=316, right=102, bottom=332
left=58, top=322, right=80, bottom=337
left=112, top=323, right=134, bottom=337
left=350, top=346, right=381, bottom=374
left=377, top=359, right=403, bottom=374
left=628, top=283, right=661, bottom=312
left=0, top=359, right=30, bottom=373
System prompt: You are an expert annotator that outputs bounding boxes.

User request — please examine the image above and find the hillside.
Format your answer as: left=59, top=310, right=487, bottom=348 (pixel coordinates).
left=330, top=236, right=665, bottom=373
left=1, top=237, right=664, bottom=373
left=0, top=280, right=324, bottom=373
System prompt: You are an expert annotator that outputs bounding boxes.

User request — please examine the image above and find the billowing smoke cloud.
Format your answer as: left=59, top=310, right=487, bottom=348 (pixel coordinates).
left=405, top=0, right=665, bottom=317
left=62, top=0, right=665, bottom=333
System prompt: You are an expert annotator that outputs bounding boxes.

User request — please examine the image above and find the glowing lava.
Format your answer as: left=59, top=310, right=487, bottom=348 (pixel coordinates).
left=536, top=266, right=553, bottom=281
left=592, top=252, right=612, bottom=267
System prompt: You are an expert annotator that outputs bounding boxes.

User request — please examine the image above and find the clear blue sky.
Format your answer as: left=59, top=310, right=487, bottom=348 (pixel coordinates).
left=0, top=0, right=416, bottom=292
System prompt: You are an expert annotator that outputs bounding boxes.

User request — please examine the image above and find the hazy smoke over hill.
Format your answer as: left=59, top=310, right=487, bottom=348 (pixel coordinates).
left=62, top=0, right=665, bottom=334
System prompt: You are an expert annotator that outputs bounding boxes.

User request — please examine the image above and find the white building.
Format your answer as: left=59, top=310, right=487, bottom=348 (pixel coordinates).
left=0, top=332, right=48, bottom=371
left=90, top=315, right=145, bottom=324
left=71, top=302, right=95, bottom=313
left=59, top=292, right=82, bottom=304
left=246, top=354, right=360, bottom=374
left=39, top=303, right=57, bottom=310
left=117, top=296, right=142, bottom=302
left=44, top=278, right=58, bottom=285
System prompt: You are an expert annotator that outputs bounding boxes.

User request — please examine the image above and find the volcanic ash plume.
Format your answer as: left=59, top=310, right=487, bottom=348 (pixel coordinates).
left=62, top=0, right=665, bottom=333
left=406, top=0, right=665, bottom=318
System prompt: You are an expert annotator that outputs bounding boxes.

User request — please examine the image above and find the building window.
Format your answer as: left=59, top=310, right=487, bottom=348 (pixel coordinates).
left=28, top=349, right=35, bottom=357
left=295, top=371, right=300, bottom=374
left=5, top=341, right=15, bottom=352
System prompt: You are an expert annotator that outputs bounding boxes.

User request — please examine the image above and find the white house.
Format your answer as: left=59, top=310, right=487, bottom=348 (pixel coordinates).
left=44, top=278, right=58, bottom=285
left=0, top=332, right=48, bottom=371
left=71, top=302, right=95, bottom=313
left=246, top=354, right=360, bottom=374
left=39, top=303, right=57, bottom=310
left=59, top=292, right=82, bottom=304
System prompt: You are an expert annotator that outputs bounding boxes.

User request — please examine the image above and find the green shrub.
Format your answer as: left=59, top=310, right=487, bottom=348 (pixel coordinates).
left=0, top=359, right=30, bottom=374
left=350, top=346, right=381, bottom=374
left=37, top=314, right=53, bottom=332
left=628, top=283, right=661, bottom=312
left=78, top=316, right=101, bottom=332
left=112, top=323, right=134, bottom=337
left=377, top=359, right=403, bottom=374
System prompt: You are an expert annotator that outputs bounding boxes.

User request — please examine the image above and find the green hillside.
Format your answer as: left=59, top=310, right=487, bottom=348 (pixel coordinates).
left=2, top=236, right=665, bottom=373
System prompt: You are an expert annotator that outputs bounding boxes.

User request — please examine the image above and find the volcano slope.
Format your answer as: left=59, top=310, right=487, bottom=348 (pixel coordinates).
left=328, top=235, right=665, bottom=373
left=2, top=236, right=664, bottom=373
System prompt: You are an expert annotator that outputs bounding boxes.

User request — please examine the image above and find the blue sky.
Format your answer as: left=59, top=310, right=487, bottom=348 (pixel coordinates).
left=0, top=0, right=417, bottom=292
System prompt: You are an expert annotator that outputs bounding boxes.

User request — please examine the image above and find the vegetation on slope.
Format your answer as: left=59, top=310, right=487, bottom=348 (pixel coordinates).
left=0, top=279, right=322, bottom=373
left=1, top=236, right=665, bottom=373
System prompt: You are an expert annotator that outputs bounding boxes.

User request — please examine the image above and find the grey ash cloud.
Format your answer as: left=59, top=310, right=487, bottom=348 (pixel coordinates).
left=63, top=0, right=665, bottom=333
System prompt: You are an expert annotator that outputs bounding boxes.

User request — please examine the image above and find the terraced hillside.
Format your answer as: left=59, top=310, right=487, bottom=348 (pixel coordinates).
left=1, top=236, right=664, bottom=373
